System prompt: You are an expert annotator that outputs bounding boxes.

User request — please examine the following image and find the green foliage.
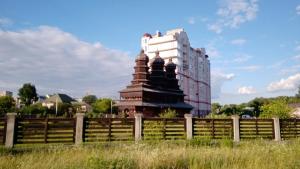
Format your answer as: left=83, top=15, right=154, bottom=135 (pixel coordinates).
left=211, top=103, right=222, bottom=114
left=259, top=99, right=292, bottom=119
left=87, top=157, right=137, bottom=169
left=159, top=108, right=178, bottom=118
left=296, top=86, right=300, bottom=99
left=82, top=95, right=97, bottom=105
left=212, top=94, right=300, bottom=118
left=247, top=98, right=265, bottom=117
left=57, top=103, right=73, bottom=117
left=1, top=139, right=300, bottom=169
left=188, top=138, right=233, bottom=148
left=92, top=98, right=117, bottom=115
left=0, top=96, right=15, bottom=115
left=206, top=113, right=228, bottom=118
left=19, top=103, right=47, bottom=116
left=18, top=83, right=38, bottom=106
left=219, top=104, right=242, bottom=116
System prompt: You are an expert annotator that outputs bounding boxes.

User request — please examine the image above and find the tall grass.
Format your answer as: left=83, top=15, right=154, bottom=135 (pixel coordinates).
left=0, top=139, right=299, bottom=169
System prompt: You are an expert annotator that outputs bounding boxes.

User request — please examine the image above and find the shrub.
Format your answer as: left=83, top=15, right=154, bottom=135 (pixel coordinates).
left=259, top=99, right=292, bottom=119
left=159, top=108, right=177, bottom=118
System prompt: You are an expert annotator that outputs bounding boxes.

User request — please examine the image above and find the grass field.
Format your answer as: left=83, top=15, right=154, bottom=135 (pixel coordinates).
left=0, top=139, right=299, bottom=169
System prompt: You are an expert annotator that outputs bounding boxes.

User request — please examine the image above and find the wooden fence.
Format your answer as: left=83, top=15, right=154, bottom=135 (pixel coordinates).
left=193, top=119, right=233, bottom=139
left=84, top=118, right=135, bottom=142
left=0, top=118, right=6, bottom=145
left=142, top=118, right=186, bottom=140
left=16, top=118, right=75, bottom=144
left=1, top=113, right=300, bottom=147
left=280, top=119, right=300, bottom=140
left=239, top=119, right=274, bottom=139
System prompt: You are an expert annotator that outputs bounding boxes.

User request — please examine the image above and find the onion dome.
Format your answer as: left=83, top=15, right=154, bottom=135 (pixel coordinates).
left=131, top=49, right=150, bottom=85
left=165, top=58, right=179, bottom=90
left=152, top=51, right=165, bottom=65
left=138, top=49, right=149, bottom=63
left=165, top=58, right=176, bottom=71
left=149, top=51, right=166, bottom=88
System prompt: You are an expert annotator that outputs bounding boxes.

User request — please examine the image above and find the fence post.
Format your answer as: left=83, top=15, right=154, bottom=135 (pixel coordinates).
left=134, top=113, right=143, bottom=142
left=231, top=115, right=240, bottom=142
left=184, top=114, right=193, bottom=140
left=5, top=113, right=17, bottom=148
left=272, top=117, right=281, bottom=141
left=75, top=113, right=85, bottom=145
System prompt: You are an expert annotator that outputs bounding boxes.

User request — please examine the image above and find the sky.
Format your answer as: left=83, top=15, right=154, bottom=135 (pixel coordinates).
left=0, top=0, right=300, bottom=104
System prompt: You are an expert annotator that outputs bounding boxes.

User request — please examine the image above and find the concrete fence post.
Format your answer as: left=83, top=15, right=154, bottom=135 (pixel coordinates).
left=75, top=113, right=85, bottom=145
left=134, top=113, right=143, bottom=142
left=231, top=115, right=240, bottom=142
left=5, top=113, right=17, bottom=148
left=184, top=114, right=193, bottom=140
left=273, top=117, right=281, bottom=141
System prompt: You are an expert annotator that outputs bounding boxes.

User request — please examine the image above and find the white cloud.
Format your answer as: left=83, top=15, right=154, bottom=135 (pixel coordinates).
left=293, top=54, right=300, bottom=60
left=208, top=0, right=259, bottom=33
left=208, top=22, right=223, bottom=34
left=200, top=17, right=209, bottom=22
left=0, top=26, right=134, bottom=97
left=238, top=86, right=256, bottom=94
left=236, top=65, right=261, bottom=72
left=211, top=72, right=235, bottom=99
left=0, top=17, right=13, bottom=27
left=233, top=53, right=251, bottom=63
left=230, top=38, right=246, bottom=45
left=296, top=5, right=300, bottom=15
left=267, top=73, right=300, bottom=92
left=205, top=40, right=222, bottom=58
left=206, top=46, right=220, bottom=58
left=187, top=17, right=196, bottom=24
left=295, top=45, right=300, bottom=51
left=267, top=59, right=287, bottom=69
left=280, top=65, right=300, bottom=75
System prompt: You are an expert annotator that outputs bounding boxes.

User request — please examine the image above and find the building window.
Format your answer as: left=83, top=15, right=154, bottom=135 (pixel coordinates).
left=145, top=46, right=147, bottom=52
left=144, top=39, right=147, bottom=43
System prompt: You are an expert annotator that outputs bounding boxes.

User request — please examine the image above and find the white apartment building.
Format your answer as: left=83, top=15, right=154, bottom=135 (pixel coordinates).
left=141, top=28, right=211, bottom=116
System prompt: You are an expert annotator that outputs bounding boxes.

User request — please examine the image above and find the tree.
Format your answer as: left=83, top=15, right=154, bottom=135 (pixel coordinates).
left=211, top=103, right=222, bottom=114
left=296, top=86, right=300, bottom=99
left=219, top=104, right=241, bottom=116
left=19, top=103, right=47, bottom=116
left=92, top=98, right=117, bottom=115
left=82, top=95, right=97, bottom=105
left=18, top=83, right=38, bottom=106
left=260, top=99, right=292, bottom=119
left=0, top=96, right=15, bottom=115
left=248, top=97, right=268, bottom=117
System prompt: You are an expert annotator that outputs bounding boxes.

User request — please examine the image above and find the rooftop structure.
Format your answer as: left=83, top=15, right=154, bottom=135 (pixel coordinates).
left=141, top=28, right=211, bottom=116
left=116, top=50, right=193, bottom=117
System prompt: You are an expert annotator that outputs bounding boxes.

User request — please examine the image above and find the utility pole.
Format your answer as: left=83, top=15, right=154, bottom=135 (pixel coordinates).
left=55, top=96, right=58, bottom=116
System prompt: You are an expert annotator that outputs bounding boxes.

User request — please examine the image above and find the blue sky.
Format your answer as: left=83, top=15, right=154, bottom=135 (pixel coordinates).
left=0, top=0, right=300, bottom=104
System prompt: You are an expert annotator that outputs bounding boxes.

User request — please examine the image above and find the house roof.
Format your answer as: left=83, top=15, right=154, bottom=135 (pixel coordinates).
left=44, top=93, right=76, bottom=104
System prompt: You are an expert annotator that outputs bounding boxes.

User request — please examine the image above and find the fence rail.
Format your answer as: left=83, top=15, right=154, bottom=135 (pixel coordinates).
left=142, top=118, right=186, bottom=140
left=193, top=119, right=233, bottom=139
left=239, top=119, right=274, bottom=139
left=1, top=113, right=300, bottom=148
left=16, top=118, right=75, bottom=144
left=280, top=119, right=300, bottom=139
left=84, top=118, right=135, bottom=142
left=0, top=118, right=6, bottom=145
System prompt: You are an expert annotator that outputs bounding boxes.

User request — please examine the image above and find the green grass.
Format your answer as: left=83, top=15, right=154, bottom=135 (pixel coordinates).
left=0, top=139, right=300, bottom=169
